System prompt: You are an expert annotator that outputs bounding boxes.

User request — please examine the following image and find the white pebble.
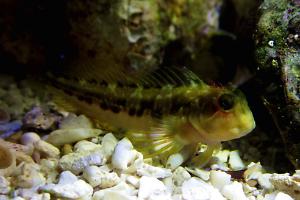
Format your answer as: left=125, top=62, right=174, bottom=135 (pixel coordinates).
left=103, top=191, right=137, bottom=200
left=101, top=133, right=118, bottom=158
left=137, top=163, right=172, bottom=179
left=20, top=132, right=40, bottom=146
left=93, top=182, right=137, bottom=200
left=60, top=114, right=93, bottom=129
left=214, top=150, right=230, bottom=163
left=138, top=176, right=171, bottom=200
left=264, top=191, right=294, bottom=200
left=210, top=170, right=231, bottom=190
left=166, top=153, right=185, bottom=170
left=229, top=151, right=245, bottom=170
left=126, top=175, right=140, bottom=188
left=112, top=138, right=137, bottom=170
left=222, top=181, right=247, bottom=200
left=182, top=177, right=225, bottom=200
left=0, top=176, right=10, bottom=194
left=16, top=163, right=46, bottom=188
left=40, top=171, right=93, bottom=199
left=172, top=167, right=191, bottom=186
left=185, top=167, right=210, bottom=181
left=46, top=128, right=103, bottom=147
left=268, top=40, right=274, bottom=47
left=83, top=165, right=120, bottom=188
left=258, top=173, right=273, bottom=190
left=57, top=171, right=78, bottom=184
left=74, top=140, right=100, bottom=152
left=59, top=145, right=106, bottom=175
left=244, top=162, right=263, bottom=181
left=34, top=140, right=60, bottom=158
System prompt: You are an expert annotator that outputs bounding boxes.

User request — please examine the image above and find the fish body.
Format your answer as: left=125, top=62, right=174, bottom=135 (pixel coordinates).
left=48, top=67, right=255, bottom=165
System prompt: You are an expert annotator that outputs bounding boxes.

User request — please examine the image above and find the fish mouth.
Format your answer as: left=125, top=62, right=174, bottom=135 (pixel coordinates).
left=233, top=113, right=256, bottom=139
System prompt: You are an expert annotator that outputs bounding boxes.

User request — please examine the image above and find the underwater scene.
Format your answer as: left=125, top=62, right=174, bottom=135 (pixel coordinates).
left=0, top=0, right=299, bottom=199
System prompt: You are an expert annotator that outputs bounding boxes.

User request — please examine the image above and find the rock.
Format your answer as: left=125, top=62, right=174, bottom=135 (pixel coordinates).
left=210, top=170, right=232, bottom=191
left=22, top=107, right=59, bottom=131
left=39, top=158, right=59, bottom=184
left=93, top=182, right=137, bottom=200
left=185, top=167, right=210, bottom=181
left=34, top=140, right=60, bottom=158
left=138, top=176, right=171, bottom=200
left=221, top=181, right=247, bottom=200
left=228, top=151, right=245, bottom=170
left=182, top=177, right=225, bottom=200
left=59, top=114, right=93, bottom=129
left=0, top=141, right=16, bottom=177
left=264, top=191, right=294, bottom=200
left=214, top=150, right=230, bottom=163
left=20, top=132, right=40, bottom=146
left=102, top=191, right=137, bottom=200
left=13, top=188, right=50, bottom=200
left=244, top=162, right=263, bottom=181
left=257, top=173, right=273, bottom=191
left=83, top=165, right=120, bottom=188
left=136, top=163, right=172, bottom=179
left=112, top=138, right=138, bottom=171
left=0, top=120, right=22, bottom=139
left=46, top=128, right=103, bottom=147
left=0, top=176, right=10, bottom=194
left=74, top=140, right=100, bottom=152
left=59, top=142, right=106, bottom=175
left=172, top=167, right=191, bottom=186
left=269, top=173, right=300, bottom=199
left=40, top=171, right=93, bottom=199
left=254, top=0, right=300, bottom=168
left=126, top=176, right=140, bottom=188
left=15, top=163, right=46, bottom=188
left=101, top=133, right=118, bottom=158
left=166, top=152, right=188, bottom=170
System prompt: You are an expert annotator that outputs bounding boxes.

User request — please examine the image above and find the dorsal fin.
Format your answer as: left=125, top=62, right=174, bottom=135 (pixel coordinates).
left=51, top=65, right=204, bottom=89
left=135, top=67, right=203, bottom=88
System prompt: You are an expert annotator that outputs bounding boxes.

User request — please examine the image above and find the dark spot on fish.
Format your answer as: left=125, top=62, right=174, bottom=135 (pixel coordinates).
left=87, top=49, right=97, bottom=58
left=126, top=83, right=138, bottom=88
left=63, top=89, right=73, bottom=96
left=140, top=100, right=154, bottom=110
left=100, top=80, right=108, bottom=87
left=88, top=79, right=98, bottom=84
left=77, top=95, right=93, bottom=104
left=117, top=81, right=124, bottom=88
left=116, top=98, right=126, bottom=107
left=110, top=105, right=121, bottom=113
left=170, top=101, right=180, bottom=114
left=128, top=108, right=136, bottom=116
left=100, top=101, right=108, bottom=110
left=151, top=109, right=162, bottom=119
left=136, top=107, right=144, bottom=117
left=73, top=77, right=80, bottom=82
left=85, top=97, right=93, bottom=104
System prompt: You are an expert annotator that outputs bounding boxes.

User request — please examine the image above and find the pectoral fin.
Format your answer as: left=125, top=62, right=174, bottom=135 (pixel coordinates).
left=189, top=143, right=221, bottom=167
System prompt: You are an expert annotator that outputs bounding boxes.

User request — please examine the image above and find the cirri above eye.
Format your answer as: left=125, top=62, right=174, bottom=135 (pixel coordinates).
left=218, top=93, right=235, bottom=111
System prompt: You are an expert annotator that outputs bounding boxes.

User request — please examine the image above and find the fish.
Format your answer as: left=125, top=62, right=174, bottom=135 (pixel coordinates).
left=46, top=66, right=256, bottom=166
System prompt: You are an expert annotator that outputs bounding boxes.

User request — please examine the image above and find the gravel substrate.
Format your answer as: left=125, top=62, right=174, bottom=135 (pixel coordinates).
left=0, top=75, right=299, bottom=200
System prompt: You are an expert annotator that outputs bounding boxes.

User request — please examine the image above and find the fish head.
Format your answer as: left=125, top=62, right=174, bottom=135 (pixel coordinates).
left=189, top=88, right=255, bottom=144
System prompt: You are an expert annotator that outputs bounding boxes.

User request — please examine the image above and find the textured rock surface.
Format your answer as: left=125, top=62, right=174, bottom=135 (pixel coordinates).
left=254, top=0, right=300, bottom=168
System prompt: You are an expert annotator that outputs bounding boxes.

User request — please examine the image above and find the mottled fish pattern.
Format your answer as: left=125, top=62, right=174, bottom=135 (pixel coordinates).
left=47, top=67, right=255, bottom=166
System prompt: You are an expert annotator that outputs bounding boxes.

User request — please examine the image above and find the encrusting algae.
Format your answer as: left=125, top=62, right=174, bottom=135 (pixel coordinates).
left=46, top=67, right=255, bottom=166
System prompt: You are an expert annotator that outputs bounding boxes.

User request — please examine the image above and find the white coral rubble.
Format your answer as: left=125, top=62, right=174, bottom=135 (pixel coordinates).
left=40, top=171, right=93, bottom=199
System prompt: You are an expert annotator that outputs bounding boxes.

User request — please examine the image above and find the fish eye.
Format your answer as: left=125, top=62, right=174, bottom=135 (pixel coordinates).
left=217, top=93, right=235, bottom=111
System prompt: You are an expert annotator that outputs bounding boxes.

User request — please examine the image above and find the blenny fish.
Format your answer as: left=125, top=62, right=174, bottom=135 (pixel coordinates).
left=47, top=67, right=255, bottom=166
